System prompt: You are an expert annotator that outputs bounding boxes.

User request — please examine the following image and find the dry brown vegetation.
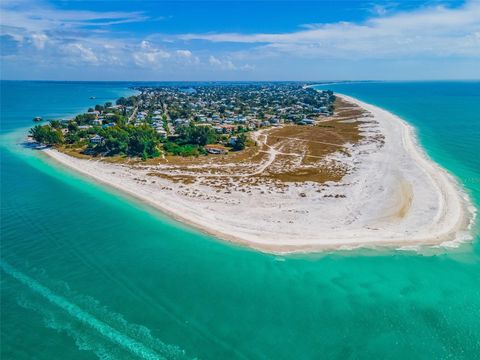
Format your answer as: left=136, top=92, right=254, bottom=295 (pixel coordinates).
left=90, top=98, right=382, bottom=192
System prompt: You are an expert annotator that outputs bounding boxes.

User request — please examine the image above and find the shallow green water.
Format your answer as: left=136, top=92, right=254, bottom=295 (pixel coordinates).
left=1, top=81, right=479, bottom=359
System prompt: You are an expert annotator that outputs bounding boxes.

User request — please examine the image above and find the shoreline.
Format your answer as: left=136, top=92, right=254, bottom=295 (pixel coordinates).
left=41, top=95, right=476, bottom=254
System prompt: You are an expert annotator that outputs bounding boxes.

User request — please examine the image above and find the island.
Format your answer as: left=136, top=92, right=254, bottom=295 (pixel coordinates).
left=29, top=83, right=475, bottom=253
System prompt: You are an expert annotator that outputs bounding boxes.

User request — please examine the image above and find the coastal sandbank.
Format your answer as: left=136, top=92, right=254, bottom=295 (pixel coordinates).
left=43, top=95, right=475, bottom=253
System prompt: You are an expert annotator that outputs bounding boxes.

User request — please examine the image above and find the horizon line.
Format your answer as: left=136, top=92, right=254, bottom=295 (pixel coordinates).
left=2, top=79, right=480, bottom=83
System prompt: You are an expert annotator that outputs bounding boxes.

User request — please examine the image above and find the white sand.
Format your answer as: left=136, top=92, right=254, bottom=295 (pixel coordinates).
left=43, top=95, right=476, bottom=253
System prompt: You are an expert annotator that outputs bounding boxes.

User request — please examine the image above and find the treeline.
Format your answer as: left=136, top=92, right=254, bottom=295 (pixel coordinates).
left=29, top=93, right=250, bottom=160
left=116, top=97, right=136, bottom=107
left=30, top=122, right=162, bottom=159
left=162, top=123, right=247, bottom=156
left=177, top=124, right=218, bottom=146
left=88, top=102, right=112, bottom=112
left=159, top=123, right=220, bottom=156
left=30, top=124, right=63, bottom=145
left=30, top=120, right=247, bottom=159
left=93, top=125, right=160, bottom=159
left=161, top=124, right=219, bottom=157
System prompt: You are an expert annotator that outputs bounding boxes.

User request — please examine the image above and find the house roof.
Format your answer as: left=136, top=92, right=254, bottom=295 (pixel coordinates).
left=205, top=144, right=227, bottom=150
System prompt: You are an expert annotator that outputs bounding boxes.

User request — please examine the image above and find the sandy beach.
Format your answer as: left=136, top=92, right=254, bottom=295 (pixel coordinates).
left=42, top=95, right=476, bottom=253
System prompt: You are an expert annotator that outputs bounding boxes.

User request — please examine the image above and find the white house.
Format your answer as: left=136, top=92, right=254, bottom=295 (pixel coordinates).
left=90, top=134, right=104, bottom=144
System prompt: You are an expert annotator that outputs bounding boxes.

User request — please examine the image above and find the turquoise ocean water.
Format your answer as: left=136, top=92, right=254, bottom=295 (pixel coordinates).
left=1, top=81, right=479, bottom=359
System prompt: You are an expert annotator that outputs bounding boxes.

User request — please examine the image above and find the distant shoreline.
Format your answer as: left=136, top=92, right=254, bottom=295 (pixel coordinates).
left=42, top=94, right=476, bottom=254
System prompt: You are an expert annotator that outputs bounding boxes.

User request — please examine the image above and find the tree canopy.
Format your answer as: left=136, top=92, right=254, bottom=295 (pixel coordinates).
left=93, top=125, right=161, bottom=159
left=30, top=125, right=64, bottom=145
left=232, top=133, right=247, bottom=151
left=177, top=123, right=217, bottom=146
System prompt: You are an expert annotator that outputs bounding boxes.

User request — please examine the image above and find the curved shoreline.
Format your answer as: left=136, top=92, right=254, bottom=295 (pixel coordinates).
left=42, top=95, right=476, bottom=254
left=338, top=94, right=476, bottom=248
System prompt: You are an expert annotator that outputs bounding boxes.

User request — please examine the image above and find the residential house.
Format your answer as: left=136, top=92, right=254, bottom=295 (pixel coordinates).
left=205, top=144, right=228, bottom=155
left=90, top=134, right=104, bottom=144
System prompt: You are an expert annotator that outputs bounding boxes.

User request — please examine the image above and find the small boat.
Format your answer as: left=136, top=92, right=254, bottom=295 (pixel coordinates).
left=89, top=96, right=96, bottom=99
left=33, top=116, right=42, bottom=122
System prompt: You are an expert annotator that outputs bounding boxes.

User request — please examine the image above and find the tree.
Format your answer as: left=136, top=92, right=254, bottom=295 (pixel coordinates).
left=116, top=96, right=136, bottom=107
left=74, top=113, right=97, bottom=125
left=233, top=133, right=247, bottom=151
left=163, top=142, right=200, bottom=157
left=127, top=125, right=160, bottom=158
left=67, top=120, right=79, bottom=133
left=49, top=120, right=62, bottom=129
left=97, top=126, right=130, bottom=156
left=95, top=104, right=104, bottom=112
left=105, top=101, right=112, bottom=108
left=177, top=123, right=217, bottom=146
left=65, top=132, right=80, bottom=144
left=29, top=125, right=64, bottom=145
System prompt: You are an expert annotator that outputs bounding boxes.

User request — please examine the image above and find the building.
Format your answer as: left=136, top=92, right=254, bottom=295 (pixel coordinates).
left=90, top=135, right=104, bottom=144
left=261, top=121, right=270, bottom=127
left=156, top=128, right=167, bottom=138
left=220, top=125, right=235, bottom=133
left=174, top=118, right=189, bottom=127
left=299, top=118, right=315, bottom=125
left=87, top=110, right=100, bottom=116
left=269, top=117, right=280, bottom=125
left=229, top=136, right=238, bottom=146
left=205, top=144, right=228, bottom=155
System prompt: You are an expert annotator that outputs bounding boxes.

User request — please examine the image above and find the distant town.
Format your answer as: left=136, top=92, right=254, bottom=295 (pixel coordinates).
left=29, top=84, right=336, bottom=159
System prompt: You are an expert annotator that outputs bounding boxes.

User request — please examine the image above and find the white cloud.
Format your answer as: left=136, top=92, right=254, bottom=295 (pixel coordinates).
left=209, top=55, right=236, bottom=70
left=133, top=41, right=171, bottom=68
left=208, top=55, right=222, bottom=66
left=178, top=1, right=480, bottom=59
left=133, top=51, right=171, bottom=67
left=132, top=44, right=200, bottom=70
left=369, top=3, right=397, bottom=16
left=208, top=55, right=253, bottom=71
left=31, top=33, right=48, bottom=49
left=140, top=40, right=152, bottom=50
left=0, top=0, right=147, bottom=35
left=2, top=0, right=478, bottom=80
left=176, top=49, right=192, bottom=57
left=63, top=43, right=98, bottom=64
left=0, top=0, right=150, bottom=67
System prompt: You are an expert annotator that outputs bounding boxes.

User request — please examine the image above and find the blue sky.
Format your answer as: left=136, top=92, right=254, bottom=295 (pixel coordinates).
left=1, top=0, right=479, bottom=80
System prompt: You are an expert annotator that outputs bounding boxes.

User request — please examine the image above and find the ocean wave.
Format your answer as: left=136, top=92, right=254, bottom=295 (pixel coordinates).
left=1, top=260, right=193, bottom=360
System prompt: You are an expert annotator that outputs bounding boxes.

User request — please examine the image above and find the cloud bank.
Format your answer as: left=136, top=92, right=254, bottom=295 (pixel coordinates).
left=1, top=0, right=479, bottom=80
left=179, top=1, right=480, bottom=59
